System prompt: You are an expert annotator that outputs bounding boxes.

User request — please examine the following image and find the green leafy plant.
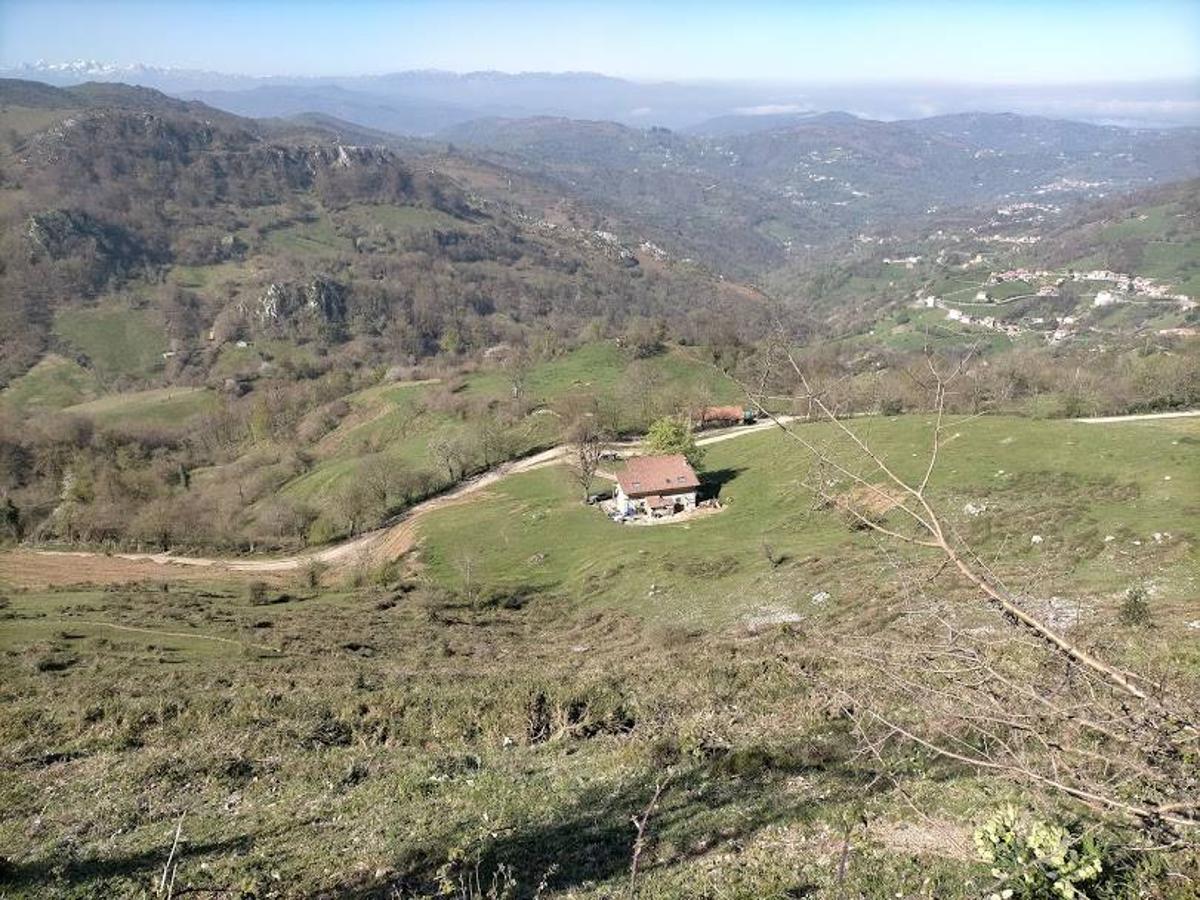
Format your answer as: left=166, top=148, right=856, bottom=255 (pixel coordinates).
left=1118, top=585, right=1152, bottom=627
left=644, top=416, right=704, bottom=467
left=974, top=805, right=1103, bottom=899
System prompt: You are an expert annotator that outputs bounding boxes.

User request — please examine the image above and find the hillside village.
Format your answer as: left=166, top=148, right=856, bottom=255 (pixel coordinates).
left=914, top=266, right=1197, bottom=344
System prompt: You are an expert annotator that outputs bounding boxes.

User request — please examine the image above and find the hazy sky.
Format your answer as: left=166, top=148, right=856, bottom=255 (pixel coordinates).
left=2, top=0, right=1198, bottom=83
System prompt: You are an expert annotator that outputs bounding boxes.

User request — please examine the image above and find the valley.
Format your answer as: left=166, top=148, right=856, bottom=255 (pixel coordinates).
left=1, top=50, right=1199, bottom=900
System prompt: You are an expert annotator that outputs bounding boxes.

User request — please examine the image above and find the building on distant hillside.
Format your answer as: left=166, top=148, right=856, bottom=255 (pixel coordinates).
left=614, top=454, right=700, bottom=518
left=696, top=405, right=753, bottom=429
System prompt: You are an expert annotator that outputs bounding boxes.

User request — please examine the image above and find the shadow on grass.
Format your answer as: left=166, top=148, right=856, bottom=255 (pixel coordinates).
left=700, top=467, right=745, bottom=501
left=1, top=834, right=255, bottom=894
left=346, top=751, right=878, bottom=899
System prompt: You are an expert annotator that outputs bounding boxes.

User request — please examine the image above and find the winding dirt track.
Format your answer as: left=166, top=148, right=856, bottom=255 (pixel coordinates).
left=4, top=420, right=790, bottom=586
left=3, top=410, right=1190, bottom=587
left=4, top=445, right=571, bottom=586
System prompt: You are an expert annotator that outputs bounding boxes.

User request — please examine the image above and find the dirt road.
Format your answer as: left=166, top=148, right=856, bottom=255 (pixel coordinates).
left=10, top=408, right=1186, bottom=586
left=1074, top=409, right=1200, bottom=424
left=3, top=419, right=795, bottom=586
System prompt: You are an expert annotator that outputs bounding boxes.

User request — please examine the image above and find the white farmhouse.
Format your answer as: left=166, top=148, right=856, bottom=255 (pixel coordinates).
left=614, top=455, right=700, bottom=519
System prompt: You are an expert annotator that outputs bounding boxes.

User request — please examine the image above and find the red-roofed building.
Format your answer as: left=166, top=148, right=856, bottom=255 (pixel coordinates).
left=696, top=405, right=752, bottom=429
left=614, top=454, right=700, bottom=518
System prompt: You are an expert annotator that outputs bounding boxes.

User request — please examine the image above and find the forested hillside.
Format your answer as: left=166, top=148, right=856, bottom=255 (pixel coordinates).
left=438, top=112, right=1200, bottom=276
left=0, top=80, right=772, bottom=387
left=1, top=48, right=1200, bottom=900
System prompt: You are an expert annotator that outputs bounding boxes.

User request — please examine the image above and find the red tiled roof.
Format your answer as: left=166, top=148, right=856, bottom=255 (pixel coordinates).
left=700, top=405, right=744, bottom=424
left=617, top=454, right=700, bottom=498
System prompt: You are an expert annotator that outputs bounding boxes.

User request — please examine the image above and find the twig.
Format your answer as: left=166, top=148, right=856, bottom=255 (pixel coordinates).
left=628, top=776, right=669, bottom=896
left=159, top=813, right=185, bottom=898
left=834, top=818, right=855, bottom=897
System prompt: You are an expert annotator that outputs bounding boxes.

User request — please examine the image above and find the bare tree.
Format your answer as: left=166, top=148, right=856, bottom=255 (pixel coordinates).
left=360, top=455, right=401, bottom=512
left=565, top=407, right=608, bottom=500
left=503, top=346, right=534, bottom=413
left=454, top=548, right=480, bottom=603
left=472, top=410, right=510, bottom=470
left=573, top=435, right=606, bottom=501
left=428, top=433, right=468, bottom=483
left=733, top=337, right=1199, bottom=833
left=332, top=479, right=379, bottom=537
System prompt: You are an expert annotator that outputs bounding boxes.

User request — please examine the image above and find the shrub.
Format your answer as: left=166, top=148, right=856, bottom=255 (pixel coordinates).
left=974, top=805, right=1102, bottom=899
left=300, top=560, right=328, bottom=589
left=644, top=416, right=704, bottom=467
left=1118, top=586, right=1152, bottom=627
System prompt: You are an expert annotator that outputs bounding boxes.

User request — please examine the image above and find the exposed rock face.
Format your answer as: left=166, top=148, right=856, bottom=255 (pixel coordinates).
left=21, top=107, right=461, bottom=211
left=26, top=209, right=147, bottom=262
left=255, top=283, right=290, bottom=323
left=301, top=277, right=346, bottom=321
left=245, top=277, right=346, bottom=328
left=24, top=208, right=161, bottom=291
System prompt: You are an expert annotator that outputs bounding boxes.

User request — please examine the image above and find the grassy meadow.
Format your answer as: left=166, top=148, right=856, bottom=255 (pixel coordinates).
left=3, top=412, right=1197, bottom=897
left=53, top=304, right=170, bottom=382
left=0, top=354, right=102, bottom=413
left=269, top=342, right=743, bottom=539
left=0, top=575, right=1004, bottom=899
left=418, top=414, right=1200, bottom=630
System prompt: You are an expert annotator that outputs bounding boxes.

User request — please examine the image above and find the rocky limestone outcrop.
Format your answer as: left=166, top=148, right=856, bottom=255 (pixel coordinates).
left=243, top=277, right=347, bottom=328
left=24, top=208, right=161, bottom=291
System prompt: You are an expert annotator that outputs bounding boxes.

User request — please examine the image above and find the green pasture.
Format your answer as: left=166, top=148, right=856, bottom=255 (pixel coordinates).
left=52, top=304, right=168, bottom=380
left=0, top=354, right=100, bottom=412
left=418, top=415, right=1200, bottom=627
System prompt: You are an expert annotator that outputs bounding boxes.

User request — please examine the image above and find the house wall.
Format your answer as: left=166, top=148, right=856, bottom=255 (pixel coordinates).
left=614, top=488, right=697, bottom=517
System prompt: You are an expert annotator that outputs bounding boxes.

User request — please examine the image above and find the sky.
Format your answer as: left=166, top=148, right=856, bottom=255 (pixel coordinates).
left=1, top=0, right=1198, bottom=84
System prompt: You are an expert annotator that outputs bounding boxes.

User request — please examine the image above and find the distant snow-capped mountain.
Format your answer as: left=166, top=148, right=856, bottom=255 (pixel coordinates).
left=1, top=60, right=261, bottom=91
left=3, top=61, right=1196, bottom=131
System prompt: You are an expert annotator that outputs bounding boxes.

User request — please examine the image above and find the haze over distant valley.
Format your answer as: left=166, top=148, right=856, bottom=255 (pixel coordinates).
left=5, top=60, right=1200, bottom=131
left=2, top=3, right=1200, bottom=898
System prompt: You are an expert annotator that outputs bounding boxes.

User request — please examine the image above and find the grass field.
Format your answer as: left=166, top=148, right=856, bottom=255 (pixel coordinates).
left=0, top=574, right=1002, bottom=898
left=53, top=304, right=169, bottom=381
left=1063, top=199, right=1200, bottom=296
left=339, top=203, right=469, bottom=235
left=417, top=414, right=1200, bottom=629
left=0, top=354, right=101, bottom=412
left=209, top=340, right=323, bottom=380
left=3, top=413, right=1197, bottom=897
left=169, top=259, right=250, bottom=291
left=858, top=307, right=1017, bottom=354
left=262, top=217, right=351, bottom=257
left=60, top=387, right=218, bottom=427
left=271, top=343, right=744, bottom=538
left=0, top=104, right=79, bottom=138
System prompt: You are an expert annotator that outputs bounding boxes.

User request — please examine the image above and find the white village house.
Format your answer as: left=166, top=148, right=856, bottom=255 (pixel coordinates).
left=614, top=454, right=700, bottom=518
